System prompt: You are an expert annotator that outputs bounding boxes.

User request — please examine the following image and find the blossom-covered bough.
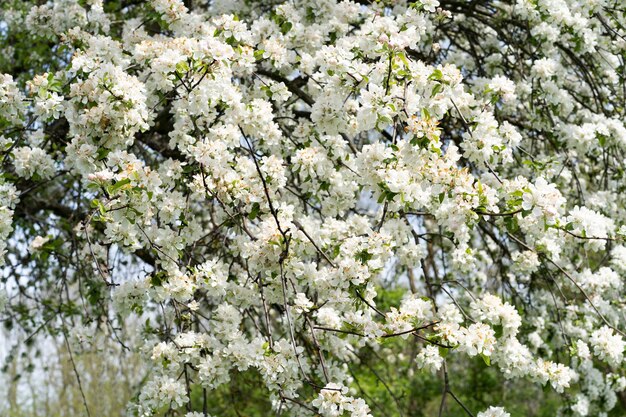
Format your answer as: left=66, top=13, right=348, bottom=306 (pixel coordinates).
left=1, top=0, right=626, bottom=415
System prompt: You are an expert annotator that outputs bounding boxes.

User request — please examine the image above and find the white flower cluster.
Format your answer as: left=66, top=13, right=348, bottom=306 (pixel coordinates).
left=0, top=181, right=18, bottom=266
left=12, top=146, right=56, bottom=180
left=477, top=406, right=510, bottom=417
left=27, top=73, right=64, bottom=121
left=312, top=383, right=372, bottom=417
left=589, top=326, right=625, bottom=368
left=66, top=62, right=149, bottom=149
left=471, top=294, right=522, bottom=337
left=0, top=286, right=7, bottom=313
left=0, top=74, right=26, bottom=125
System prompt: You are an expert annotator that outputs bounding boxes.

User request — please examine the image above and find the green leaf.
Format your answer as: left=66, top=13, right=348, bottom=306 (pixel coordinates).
left=355, top=250, right=373, bottom=264
left=248, top=202, right=261, bottom=220
left=429, top=69, right=443, bottom=81
left=480, top=353, right=491, bottom=366
left=150, top=271, right=167, bottom=287
left=254, top=49, right=265, bottom=61
left=175, top=61, right=189, bottom=74
left=431, top=83, right=443, bottom=97
left=261, top=85, right=272, bottom=98
left=439, top=347, right=449, bottom=358
left=107, top=178, right=131, bottom=194
left=95, top=147, right=110, bottom=161
left=493, top=324, right=503, bottom=339
left=91, top=199, right=106, bottom=216
left=305, top=7, right=316, bottom=22
left=280, top=21, right=293, bottom=35
left=42, top=238, right=63, bottom=253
